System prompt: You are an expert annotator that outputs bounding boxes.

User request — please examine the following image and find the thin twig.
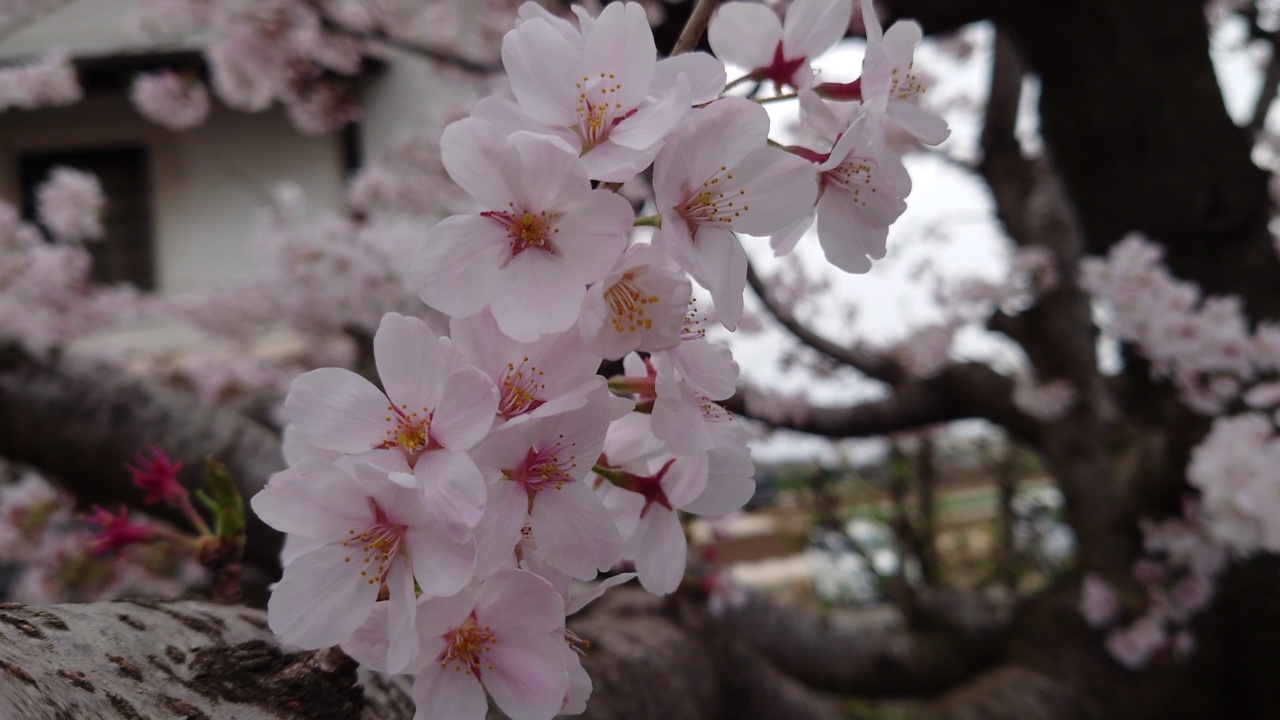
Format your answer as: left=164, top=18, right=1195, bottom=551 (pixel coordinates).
left=1247, top=30, right=1280, bottom=138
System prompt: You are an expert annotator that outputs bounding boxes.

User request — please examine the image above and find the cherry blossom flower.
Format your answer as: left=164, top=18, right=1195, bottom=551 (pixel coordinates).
left=450, top=310, right=603, bottom=427
left=1080, top=573, right=1120, bottom=629
left=708, top=0, right=853, bottom=90
left=579, top=243, right=692, bottom=361
left=857, top=0, right=950, bottom=145
left=129, top=70, right=210, bottom=130
left=413, top=119, right=633, bottom=341
left=36, top=167, right=105, bottom=243
left=500, top=1, right=696, bottom=181
left=251, top=459, right=475, bottom=671
left=410, top=570, right=571, bottom=720
left=285, top=312, right=497, bottom=535
left=652, top=97, right=818, bottom=329
left=470, top=391, right=630, bottom=581
left=772, top=111, right=911, bottom=273
left=82, top=505, right=157, bottom=555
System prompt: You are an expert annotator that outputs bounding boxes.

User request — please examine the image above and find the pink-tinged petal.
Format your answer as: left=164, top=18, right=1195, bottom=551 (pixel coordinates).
left=417, top=586, right=482, bottom=638
left=551, top=190, right=633, bottom=282
left=430, top=361, right=499, bottom=450
left=662, top=453, right=710, bottom=508
left=406, top=525, right=476, bottom=599
left=285, top=368, right=390, bottom=453
left=516, top=2, right=584, bottom=49
left=861, top=0, right=883, bottom=43
left=579, top=138, right=664, bottom=183
left=416, top=450, right=487, bottom=537
left=890, top=99, right=950, bottom=145
left=385, top=560, right=421, bottom=674
left=251, top=460, right=371, bottom=538
left=440, top=117, right=514, bottom=209
left=723, top=146, right=820, bottom=236
left=708, top=2, right=781, bottom=71
left=654, top=97, right=769, bottom=205
left=412, top=663, right=489, bottom=720
left=600, top=485, right=646, bottom=539
left=583, top=2, right=656, bottom=112
left=268, top=542, right=380, bottom=648
left=561, top=641, right=592, bottom=714
left=504, top=132, right=592, bottom=212
left=413, top=215, right=510, bottom=318
left=882, top=19, right=923, bottom=62
left=683, top=471, right=756, bottom=516
left=471, top=96, right=575, bottom=143
left=473, top=481, right=529, bottom=579
left=566, top=572, right=637, bottom=615
left=491, top=252, right=586, bottom=342
left=374, top=313, right=443, bottom=413
left=797, top=89, right=846, bottom=142
left=531, top=480, right=622, bottom=580
left=477, top=569, right=565, bottom=634
left=688, top=224, right=748, bottom=330
left=280, top=534, right=326, bottom=566
left=503, top=19, right=581, bottom=126
left=653, top=52, right=727, bottom=105
left=769, top=212, right=814, bottom=256
left=783, top=0, right=853, bottom=59
left=483, top=628, right=570, bottom=720
left=607, top=75, right=689, bottom=151
left=816, top=191, right=879, bottom=273
left=670, top=337, right=740, bottom=401
left=341, top=602, right=394, bottom=672
left=281, top=424, right=341, bottom=466
left=624, top=508, right=687, bottom=595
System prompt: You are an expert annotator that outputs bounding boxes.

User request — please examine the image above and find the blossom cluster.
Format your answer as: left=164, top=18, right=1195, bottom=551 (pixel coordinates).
left=0, top=50, right=80, bottom=113
left=250, top=1, right=946, bottom=717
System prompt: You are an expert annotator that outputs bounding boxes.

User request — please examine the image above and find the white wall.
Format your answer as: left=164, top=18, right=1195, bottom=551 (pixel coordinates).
left=0, top=94, right=346, bottom=294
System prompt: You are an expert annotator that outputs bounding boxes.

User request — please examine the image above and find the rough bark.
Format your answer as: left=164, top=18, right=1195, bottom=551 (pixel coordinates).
left=0, top=343, right=286, bottom=571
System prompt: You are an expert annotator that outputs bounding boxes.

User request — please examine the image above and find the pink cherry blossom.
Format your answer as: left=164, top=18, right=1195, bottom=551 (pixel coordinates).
left=579, top=243, right=692, bottom=361
left=411, top=570, right=571, bottom=720
left=250, top=459, right=475, bottom=671
left=857, top=0, right=950, bottom=145
left=126, top=446, right=185, bottom=506
left=652, top=97, right=818, bottom=329
left=285, top=312, right=497, bottom=534
left=470, top=391, right=629, bottom=581
left=450, top=309, right=603, bottom=427
left=413, top=119, right=633, bottom=342
left=129, top=70, right=210, bottom=130
left=708, top=0, right=853, bottom=91
left=36, top=167, right=105, bottom=243
left=501, top=1, right=696, bottom=182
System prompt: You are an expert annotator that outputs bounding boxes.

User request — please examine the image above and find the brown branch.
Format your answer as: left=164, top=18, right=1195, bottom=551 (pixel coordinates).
left=1247, top=31, right=1280, bottom=138
left=0, top=343, right=285, bottom=572
left=746, top=260, right=908, bottom=384
left=727, top=362, right=1040, bottom=446
left=306, top=1, right=502, bottom=74
left=670, top=0, right=722, bottom=56
left=710, top=588, right=1009, bottom=696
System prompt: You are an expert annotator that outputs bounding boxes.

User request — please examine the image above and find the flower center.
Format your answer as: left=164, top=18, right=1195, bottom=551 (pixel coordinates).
left=439, top=614, right=497, bottom=677
left=888, top=62, right=925, bottom=101
left=753, top=42, right=807, bottom=91
left=481, top=207, right=560, bottom=256
left=575, top=72, right=630, bottom=149
left=508, top=442, right=577, bottom=496
left=342, top=500, right=406, bottom=586
left=500, top=356, right=546, bottom=418
left=823, top=156, right=877, bottom=206
left=380, top=403, right=432, bottom=456
left=679, top=165, right=749, bottom=232
left=605, top=274, right=658, bottom=333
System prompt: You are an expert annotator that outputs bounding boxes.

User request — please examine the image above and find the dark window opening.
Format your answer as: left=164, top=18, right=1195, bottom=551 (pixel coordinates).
left=18, top=146, right=156, bottom=290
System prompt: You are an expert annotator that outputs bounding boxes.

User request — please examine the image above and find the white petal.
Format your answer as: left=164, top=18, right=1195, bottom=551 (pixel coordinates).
left=477, top=569, right=565, bottom=634
left=374, top=312, right=442, bottom=414
left=412, top=663, right=489, bottom=720
left=583, top=2, right=656, bottom=112
left=724, top=146, right=820, bottom=236
left=708, top=2, right=781, bottom=71
left=624, top=508, right=687, bottom=595
left=683, top=472, right=756, bottom=516
left=816, top=191, right=879, bottom=273
left=285, top=368, right=390, bottom=453
left=416, top=450, right=487, bottom=537
left=268, top=543, right=379, bottom=648
left=783, top=0, right=853, bottom=59
left=473, top=481, right=529, bottom=579
left=406, top=525, right=476, bottom=599
left=430, top=361, right=499, bottom=450
left=491, top=252, right=586, bottom=342
left=251, top=460, right=371, bottom=538
left=531, top=480, right=622, bottom=580
left=483, top=628, right=570, bottom=720
left=889, top=100, right=951, bottom=145
left=413, top=215, right=510, bottom=318
left=653, top=52, right=727, bottom=105
left=440, top=117, right=514, bottom=208
left=503, top=19, right=581, bottom=126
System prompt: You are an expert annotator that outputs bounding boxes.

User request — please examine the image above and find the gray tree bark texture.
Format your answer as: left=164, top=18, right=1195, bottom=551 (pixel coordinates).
left=0, top=588, right=1011, bottom=720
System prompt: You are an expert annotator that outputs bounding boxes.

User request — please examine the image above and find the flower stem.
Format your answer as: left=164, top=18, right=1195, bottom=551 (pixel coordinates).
left=755, top=92, right=799, bottom=105
left=592, top=465, right=625, bottom=486
left=724, top=75, right=755, bottom=93
left=634, top=214, right=662, bottom=228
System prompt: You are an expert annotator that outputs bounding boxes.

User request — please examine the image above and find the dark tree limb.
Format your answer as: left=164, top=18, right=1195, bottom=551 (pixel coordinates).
left=727, top=361, right=1040, bottom=446
left=0, top=343, right=285, bottom=572
left=746, top=260, right=908, bottom=384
